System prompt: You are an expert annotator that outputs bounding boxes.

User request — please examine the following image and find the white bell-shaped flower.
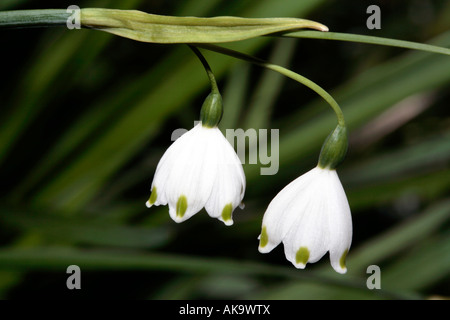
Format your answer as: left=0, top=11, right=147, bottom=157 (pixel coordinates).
left=146, top=120, right=246, bottom=226
left=259, top=124, right=352, bottom=274
left=258, top=166, right=352, bottom=273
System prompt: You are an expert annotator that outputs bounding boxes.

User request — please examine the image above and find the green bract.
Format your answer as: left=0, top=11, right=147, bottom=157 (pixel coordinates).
left=80, top=8, right=328, bottom=43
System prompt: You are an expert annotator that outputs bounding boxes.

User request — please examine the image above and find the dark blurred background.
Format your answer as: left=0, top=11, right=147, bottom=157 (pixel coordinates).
left=0, top=0, right=449, bottom=299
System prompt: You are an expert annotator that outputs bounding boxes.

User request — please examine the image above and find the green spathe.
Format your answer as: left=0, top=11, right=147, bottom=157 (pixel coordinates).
left=318, top=124, right=348, bottom=169
left=200, top=92, right=223, bottom=128
left=80, top=8, right=328, bottom=44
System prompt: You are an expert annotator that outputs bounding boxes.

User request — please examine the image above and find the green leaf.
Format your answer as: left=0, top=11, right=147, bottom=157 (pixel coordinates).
left=381, top=234, right=450, bottom=292
left=347, top=170, right=450, bottom=210
left=343, top=133, right=450, bottom=186
left=348, top=199, right=450, bottom=272
left=1, top=212, right=172, bottom=248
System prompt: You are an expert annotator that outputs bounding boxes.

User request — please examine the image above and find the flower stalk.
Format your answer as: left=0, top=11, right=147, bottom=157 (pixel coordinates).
left=196, top=43, right=346, bottom=128
left=189, top=45, right=223, bottom=128
left=0, top=9, right=71, bottom=28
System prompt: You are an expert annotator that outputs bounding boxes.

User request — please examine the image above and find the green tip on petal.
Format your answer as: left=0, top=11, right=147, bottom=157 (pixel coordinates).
left=296, top=247, right=310, bottom=265
left=176, top=195, right=188, bottom=218
left=221, top=203, right=233, bottom=224
left=147, top=187, right=157, bottom=207
left=339, top=249, right=348, bottom=270
left=259, top=226, right=269, bottom=248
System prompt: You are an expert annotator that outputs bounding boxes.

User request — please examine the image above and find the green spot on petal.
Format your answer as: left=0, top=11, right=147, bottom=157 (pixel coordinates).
left=148, top=187, right=157, bottom=205
left=340, top=249, right=348, bottom=270
left=176, top=195, right=188, bottom=218
left=221, top=203, right=233, bottom=222
left=296, top=247, right=310, bottom=265
left=259, top=226, right=268, bottom=248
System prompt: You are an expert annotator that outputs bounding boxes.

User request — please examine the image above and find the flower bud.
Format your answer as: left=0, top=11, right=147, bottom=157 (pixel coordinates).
left=200, top=91, right=223, bottom=128
left=318, top=124, right=348, bottom=169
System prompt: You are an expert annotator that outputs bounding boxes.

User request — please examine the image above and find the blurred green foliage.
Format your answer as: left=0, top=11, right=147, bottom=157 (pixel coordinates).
left=0, top=0, right=449, bottom=299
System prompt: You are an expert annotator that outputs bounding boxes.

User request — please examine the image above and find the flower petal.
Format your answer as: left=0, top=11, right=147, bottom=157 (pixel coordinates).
left=204, top=128, right=245, bottom=225
left=258, top=166, right=353, bottom=274
left=283, top=168, right=330, bottom=268
left=326, top=170, right=352, bottom=274
left=259, top=167, right=319, bottom=254
left=149, top=124, right=217, bottom=223
left=149, top=124, right=199, bottom=207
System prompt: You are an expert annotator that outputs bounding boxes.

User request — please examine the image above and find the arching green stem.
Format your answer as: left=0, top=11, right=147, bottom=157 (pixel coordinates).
left=189, top=45, right=223, bottom=128
left=188, top=45, right=219, bottom=94
left=196, top=43, right=346, bottom=127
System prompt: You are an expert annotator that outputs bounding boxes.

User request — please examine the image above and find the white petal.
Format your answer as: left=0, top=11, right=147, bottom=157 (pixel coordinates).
left=205, top=128, right=246, bottom=225
left=258, top=166, right=353, bottom=274
left=258, top=167, right=320, bottom=254
left=283, top=168, right=330, bottom=268
left=325, top=170, right=352, bottom=274
left=149, top=124, right=200, bottom=207
left=149, top=124, right=217, bottom=223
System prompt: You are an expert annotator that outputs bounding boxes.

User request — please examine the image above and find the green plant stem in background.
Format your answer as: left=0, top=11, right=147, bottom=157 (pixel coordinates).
left=0, top=9, right=70, bottom=28
left=284, top=30, right=450, bottom=56
left=196, top=44, right=346, bottom=127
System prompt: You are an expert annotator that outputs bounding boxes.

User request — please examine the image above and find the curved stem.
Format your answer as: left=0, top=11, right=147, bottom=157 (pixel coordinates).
left=267, top=64, right=345, bottom=126
left=196, top=43, right=346, bottom=127
left=188, top=45, right=219, bottom=94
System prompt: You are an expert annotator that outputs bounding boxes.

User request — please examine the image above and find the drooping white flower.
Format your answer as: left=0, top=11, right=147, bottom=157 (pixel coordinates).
left=258, top=166, right=352, bottom=273
left=146, top=122, right=246, bottom=226
left=258, top=123, right=352, bottom=274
